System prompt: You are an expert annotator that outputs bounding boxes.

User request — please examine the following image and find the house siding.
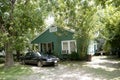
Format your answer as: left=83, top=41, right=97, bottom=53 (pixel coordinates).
left=31, top=27, right=75, bottom=58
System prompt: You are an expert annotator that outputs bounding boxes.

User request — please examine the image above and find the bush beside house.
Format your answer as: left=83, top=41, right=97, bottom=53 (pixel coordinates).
left=60, top=52, right=81, bottom=61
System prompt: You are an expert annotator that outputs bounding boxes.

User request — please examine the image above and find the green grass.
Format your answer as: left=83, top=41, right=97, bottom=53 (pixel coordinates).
left=0, top=64, right=32, bottom=80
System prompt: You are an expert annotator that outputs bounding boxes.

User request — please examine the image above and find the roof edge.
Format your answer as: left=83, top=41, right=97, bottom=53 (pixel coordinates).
left=31, top=25, right=75, bottom=43
left=31, top=27, right=49, bottom=43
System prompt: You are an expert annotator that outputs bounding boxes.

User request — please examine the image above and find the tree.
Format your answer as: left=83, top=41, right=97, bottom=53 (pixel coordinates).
left=94, top=0, right=120, bottom=53
left=0, top=0, right=16, bottom=67
left=0, top=0, right=48, bottom=67
left=43, top=0, right=97, bottom=59
left=44, top=0, right=120, bottom=58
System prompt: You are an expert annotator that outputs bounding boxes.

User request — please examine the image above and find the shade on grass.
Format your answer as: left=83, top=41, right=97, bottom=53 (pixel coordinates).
left=0, top=64, right=32, bottom=80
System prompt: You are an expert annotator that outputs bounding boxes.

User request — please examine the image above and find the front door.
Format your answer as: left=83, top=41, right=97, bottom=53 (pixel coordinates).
left=41, top=42, right=54, bottom=54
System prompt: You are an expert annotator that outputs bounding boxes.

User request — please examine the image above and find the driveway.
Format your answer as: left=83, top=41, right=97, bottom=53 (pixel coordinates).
left=19, top=56, right=120, bottom=80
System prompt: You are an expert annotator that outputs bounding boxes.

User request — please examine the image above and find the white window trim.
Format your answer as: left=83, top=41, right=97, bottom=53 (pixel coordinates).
left=61, top=40, right=77, bottom=54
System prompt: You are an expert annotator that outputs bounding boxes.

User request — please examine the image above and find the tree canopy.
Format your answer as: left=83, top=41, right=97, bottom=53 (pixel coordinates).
left=0, top=0, right=49, bottom=67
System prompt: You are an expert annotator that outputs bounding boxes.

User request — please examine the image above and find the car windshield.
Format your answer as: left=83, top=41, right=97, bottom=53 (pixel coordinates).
left=39, top=52, right=50, bottom=57
left=36, top=52, right=41, bottom=56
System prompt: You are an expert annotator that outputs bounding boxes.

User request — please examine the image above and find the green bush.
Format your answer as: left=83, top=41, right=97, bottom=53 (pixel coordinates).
left=60, top=52, right=81, bottom=60
left=69, top=52, right=80, bottom=60
left=61, top=54, right=70, bottom=60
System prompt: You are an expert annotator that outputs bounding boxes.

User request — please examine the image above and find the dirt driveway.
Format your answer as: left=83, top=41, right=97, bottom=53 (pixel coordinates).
left=19, top=56, right=120, bottom=80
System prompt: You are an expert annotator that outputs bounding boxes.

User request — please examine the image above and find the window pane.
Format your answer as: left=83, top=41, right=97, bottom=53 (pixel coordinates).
left=70, top=41, right=76, bottom=53
left=63, top=42, right=68, bottom=50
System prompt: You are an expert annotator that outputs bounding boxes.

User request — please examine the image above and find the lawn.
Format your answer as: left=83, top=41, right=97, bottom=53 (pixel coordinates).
left=0, top=63, right=32, bottom=80
left=0, top=56, right=120, bottom=80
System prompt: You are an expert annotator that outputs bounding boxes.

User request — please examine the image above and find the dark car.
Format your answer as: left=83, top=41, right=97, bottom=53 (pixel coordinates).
left=20, top=51, right=59, bottom=67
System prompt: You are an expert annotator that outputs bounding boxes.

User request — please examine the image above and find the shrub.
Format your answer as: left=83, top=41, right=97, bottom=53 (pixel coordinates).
left=69, top=52, right=80, bottom=60
left=61, top=54, right=70, bottom=60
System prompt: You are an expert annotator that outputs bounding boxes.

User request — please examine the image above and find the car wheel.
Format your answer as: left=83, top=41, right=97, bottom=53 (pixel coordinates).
left=37, top=61, right=43, bottom=67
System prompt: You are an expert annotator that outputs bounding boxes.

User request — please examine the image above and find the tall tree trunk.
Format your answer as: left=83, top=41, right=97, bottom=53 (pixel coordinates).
left=4, top=0, right=16, bottom=68
left=5, top=42, right=14, bottom=68
left=77, top=34, right=89, bottom=60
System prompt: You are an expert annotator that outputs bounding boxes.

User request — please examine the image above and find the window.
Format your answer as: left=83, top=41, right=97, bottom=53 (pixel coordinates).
left=49, top=26, right=57, bottom=32
left=70, top=41, right=76, bottom=52
left=61, top=40, right=77, bottom=54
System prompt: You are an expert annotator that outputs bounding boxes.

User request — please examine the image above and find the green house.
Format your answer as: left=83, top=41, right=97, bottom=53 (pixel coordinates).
left=31, top=26, right=78, bottom=59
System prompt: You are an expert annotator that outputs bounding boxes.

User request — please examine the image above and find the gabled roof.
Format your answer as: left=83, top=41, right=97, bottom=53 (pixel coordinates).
left=31, top=26, right=74, bottom=44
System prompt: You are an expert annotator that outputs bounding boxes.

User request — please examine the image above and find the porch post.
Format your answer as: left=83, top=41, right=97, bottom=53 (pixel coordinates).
left=46, top=43, right=48, bottom=52
left=39, top=43, right=41, bottom=52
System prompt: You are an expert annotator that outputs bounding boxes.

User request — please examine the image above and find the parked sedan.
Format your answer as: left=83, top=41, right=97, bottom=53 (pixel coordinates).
left=20, top=51, right=59, bottom=67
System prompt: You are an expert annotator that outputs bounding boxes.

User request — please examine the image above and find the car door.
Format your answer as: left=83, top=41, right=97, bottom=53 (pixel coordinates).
left=30, top=52, right=38, bottom=64
left=24, top=52, right=32, bottom=64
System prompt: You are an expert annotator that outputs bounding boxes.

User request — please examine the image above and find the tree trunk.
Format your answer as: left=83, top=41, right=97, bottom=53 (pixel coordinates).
left=5, top=42, right=14, bottom=68
left=77, top=35, right=89, bottom=60
left=16, top=50, right=20, bottom=61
